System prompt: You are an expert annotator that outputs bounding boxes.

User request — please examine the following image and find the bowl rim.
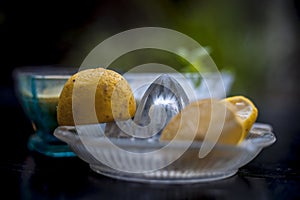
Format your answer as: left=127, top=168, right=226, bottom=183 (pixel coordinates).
left=12, top=65, right=78, bottom=79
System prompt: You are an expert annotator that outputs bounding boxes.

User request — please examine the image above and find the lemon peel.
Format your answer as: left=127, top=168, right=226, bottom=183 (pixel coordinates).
left=160, top=98, right=245, bottom=145
left=57, top=68, right=136, bottom=126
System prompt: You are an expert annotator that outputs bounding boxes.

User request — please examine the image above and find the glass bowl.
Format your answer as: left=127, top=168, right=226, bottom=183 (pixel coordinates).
left=123, top=71, right=234, bottom=104
left=54, top=123, right=276, bottom=184
left=13, top=66, right=77, bottom=157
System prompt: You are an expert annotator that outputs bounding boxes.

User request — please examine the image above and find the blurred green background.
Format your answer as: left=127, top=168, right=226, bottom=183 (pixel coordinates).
left=56, top=0, right=300, bottom=101
left=1, top=0, right=299, bottom=96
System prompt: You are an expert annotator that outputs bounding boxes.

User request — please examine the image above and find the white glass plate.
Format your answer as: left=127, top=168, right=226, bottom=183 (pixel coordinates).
left=54, top=123, right=276, bottom=184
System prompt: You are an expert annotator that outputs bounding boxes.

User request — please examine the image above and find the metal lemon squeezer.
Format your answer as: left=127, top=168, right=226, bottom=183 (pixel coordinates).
left=105, top=74, right=190, bottom=140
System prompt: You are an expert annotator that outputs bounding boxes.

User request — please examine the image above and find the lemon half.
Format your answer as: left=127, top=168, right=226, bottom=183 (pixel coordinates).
left=57, top=68, right=136, bottom=126
left=160, top=98, right=245, bottom=145
left=160, top=96, right=258, bottom=145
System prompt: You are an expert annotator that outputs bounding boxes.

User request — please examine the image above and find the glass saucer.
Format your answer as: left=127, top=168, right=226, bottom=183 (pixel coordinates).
left=54, top=123, right=276, bottom=184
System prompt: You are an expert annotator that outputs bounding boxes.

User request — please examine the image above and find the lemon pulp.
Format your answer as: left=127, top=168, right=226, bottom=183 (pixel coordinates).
left=223, top=95, right=258, bottom=138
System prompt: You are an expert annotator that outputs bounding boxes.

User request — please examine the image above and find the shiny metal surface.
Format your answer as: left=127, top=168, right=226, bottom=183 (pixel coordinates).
left=106, top=74, right=190, bottom=140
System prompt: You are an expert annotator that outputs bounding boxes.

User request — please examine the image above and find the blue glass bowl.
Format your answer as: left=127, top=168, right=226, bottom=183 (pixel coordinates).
left=13, top=66, right=77, bottom=157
